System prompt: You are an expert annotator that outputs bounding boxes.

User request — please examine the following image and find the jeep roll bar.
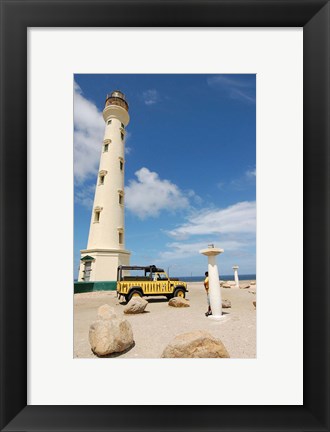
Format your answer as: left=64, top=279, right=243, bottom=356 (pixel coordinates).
left=117, top=264, right=165, bottom=281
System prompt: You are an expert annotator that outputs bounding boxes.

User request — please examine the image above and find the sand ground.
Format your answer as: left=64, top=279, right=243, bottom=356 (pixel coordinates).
left=74, top=282, right=256, bottom=359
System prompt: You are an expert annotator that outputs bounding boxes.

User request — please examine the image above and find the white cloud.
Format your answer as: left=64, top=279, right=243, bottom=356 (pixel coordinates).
left=246, top=167, right=256, bottom=178
left=217, top=181, right=225, bottom=190
left=187, top=189, right=203, bottom=205
left=74, top=82, right=133, bottom=183
left=124, top=131, right=132, bottom=155
left=158, top=201, right=256, bottom=267
left=75, top=183, right=95, bottom=209
left=74, top=82, right=104, bottom=183
left=125, top=167, right=190, bottom=219
left=142, top=89, right=159, bottom=105
left=125, top=130, right=132, bottom=141
left=207, top=75, right=256, bottom=104
left=159, top=239, right=247, bottom=261
left=231, top=169, right=256, bottom=190
left=167, top=201, right=256, bottom=239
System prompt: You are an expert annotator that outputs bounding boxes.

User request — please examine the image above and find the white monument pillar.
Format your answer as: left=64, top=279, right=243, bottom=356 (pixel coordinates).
left=78, top=90, right=131, bottom=282
left=200, top=245, right=224, bottom=320
left=233, top=265, right=239, bottom=288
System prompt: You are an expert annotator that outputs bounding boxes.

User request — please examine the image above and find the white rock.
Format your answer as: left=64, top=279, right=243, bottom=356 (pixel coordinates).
left=124, top=297, right=148, bottom=314
left=222, top=299, right=231, bottom=308
left=89, top=318, right=134, bottom=356
left=97, top=304, right=117, bottom=320
left=162, top=330, right=230, bottom=358
left=168, top=297, right=190, bottom=308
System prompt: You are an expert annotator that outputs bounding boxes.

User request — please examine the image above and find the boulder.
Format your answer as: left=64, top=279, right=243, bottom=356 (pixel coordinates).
left=97, top=304, right=117, bottom=320
left=124, top=297, right=148, bottom=314
left=250, top=281, right=256, bottom=285
left=240, top=283, right=251, bottom=289
left=168, top=297, right=190, bottom=308
left=222, top=299, right=231, bottom=308
left=228, top=281, right=236, bottom=286
left=222, top=283, right=231, bottom=289
left=89, top=318, right=134, bottom=356
left=162, top=330, right=230, bottom=358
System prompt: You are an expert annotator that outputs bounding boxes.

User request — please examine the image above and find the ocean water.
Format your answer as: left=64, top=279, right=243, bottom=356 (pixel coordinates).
left=178, top=274, right=256, bottom=282
left=74, top=274, right=256, bottom=283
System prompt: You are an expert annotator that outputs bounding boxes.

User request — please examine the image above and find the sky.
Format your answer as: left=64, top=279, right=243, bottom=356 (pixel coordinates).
left=74, top=74, right=256, bottom=279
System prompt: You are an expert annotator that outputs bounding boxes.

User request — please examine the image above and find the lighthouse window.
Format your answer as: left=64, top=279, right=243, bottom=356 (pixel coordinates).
left=104, top=143, right=109, bottom=152
left=121, top=123, right=125, bottom=129
left=107, top=119, right=112, bottom=125
left=94, top=210, right=100, bottom=223
left=119, top=232, right=123, bottom=244
left=120, top=160, right=123, bottom=171
left=121, top=132, right=124, bottom=141
left=99, top=175, right=105, bottom=185
left=119, top=194, right=123, bottom=205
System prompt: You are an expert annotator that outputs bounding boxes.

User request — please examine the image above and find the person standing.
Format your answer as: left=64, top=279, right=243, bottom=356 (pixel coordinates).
left=204, top=271, right=212, bottom=316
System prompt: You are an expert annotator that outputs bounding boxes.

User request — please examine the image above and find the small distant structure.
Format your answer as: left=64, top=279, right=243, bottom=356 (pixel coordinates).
left=232, top=265, right=239, bottom=288
left=200, top=244, right=225, bottom=320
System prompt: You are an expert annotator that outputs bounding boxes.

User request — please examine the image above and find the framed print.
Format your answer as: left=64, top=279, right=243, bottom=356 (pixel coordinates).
left=30, top=28, right=301, bottom=407
left=1, top=0, right=329, bottom=431
left=30, top=28, right=302, bottom=405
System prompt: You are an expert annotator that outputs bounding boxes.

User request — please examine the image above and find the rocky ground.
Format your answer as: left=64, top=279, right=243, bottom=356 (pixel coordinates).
left=74, top=281, right=256, bottom=359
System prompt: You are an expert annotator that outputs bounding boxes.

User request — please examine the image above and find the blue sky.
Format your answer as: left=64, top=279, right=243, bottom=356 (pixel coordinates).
left=74, top=74, right=256, bottom=278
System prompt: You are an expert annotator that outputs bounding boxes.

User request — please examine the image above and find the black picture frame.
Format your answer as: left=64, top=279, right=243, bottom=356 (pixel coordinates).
left=1, top=1, right=329, bottom=431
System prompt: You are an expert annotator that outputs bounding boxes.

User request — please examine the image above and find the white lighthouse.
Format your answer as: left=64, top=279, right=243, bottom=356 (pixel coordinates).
left=78, top=91, right=131, bottom=282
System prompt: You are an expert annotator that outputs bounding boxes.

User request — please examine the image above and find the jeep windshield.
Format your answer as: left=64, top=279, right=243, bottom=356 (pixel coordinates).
left=153, top=272, right=168, bottom=281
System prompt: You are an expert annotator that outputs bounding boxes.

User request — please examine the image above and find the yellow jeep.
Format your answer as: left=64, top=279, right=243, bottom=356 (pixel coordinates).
left=117, top=265, right=188, bottom=303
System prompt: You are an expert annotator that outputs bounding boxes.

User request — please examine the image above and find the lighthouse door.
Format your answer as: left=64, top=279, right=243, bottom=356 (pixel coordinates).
left=84, top=261, right=92, bottom=281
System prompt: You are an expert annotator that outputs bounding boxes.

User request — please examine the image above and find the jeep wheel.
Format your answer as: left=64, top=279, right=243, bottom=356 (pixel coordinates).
left=173, top=288, right=186, bottom=298
left=127, top=290, right=143, bottom=302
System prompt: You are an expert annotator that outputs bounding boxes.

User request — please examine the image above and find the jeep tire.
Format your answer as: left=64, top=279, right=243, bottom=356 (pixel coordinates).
left=173, top=287, right=186, bottom=298
left=127, top=289, right=143, bottom=303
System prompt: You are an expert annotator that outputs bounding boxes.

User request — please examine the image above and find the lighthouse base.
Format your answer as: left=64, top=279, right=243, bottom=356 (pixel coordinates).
left=78, top=248, right=131, bottom=282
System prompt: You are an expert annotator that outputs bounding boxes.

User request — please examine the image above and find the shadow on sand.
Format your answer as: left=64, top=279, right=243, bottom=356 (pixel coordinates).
left=146, top=297, right=168, bottom=304
left=119, top=297, right=169, bottom=305
left=92, top=341, right=136, bottom=358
